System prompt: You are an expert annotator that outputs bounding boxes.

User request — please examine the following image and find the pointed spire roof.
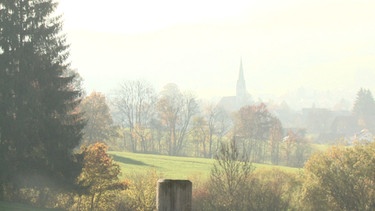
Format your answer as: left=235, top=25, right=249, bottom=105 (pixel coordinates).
left=238, top=58, right=245, bottom=82
left=236, top=58, right=247, bottom=97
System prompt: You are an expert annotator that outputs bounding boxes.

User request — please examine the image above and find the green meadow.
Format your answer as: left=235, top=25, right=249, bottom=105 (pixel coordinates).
left=311, top=143, right=333, bottom=153
left=109, top=151, right=301, bottom=180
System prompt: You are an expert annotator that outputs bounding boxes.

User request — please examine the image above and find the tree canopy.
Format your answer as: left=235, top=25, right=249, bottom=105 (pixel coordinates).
left=157, top=83, right=198, bottom=155
left=234, top=103, right=283, bottom=162
left=79, top=92, right=113, bottom=145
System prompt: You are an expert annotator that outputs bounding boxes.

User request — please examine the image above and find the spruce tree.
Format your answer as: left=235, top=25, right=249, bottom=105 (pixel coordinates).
left=0, top=0, right=84, bottom=192
left=352, top=88, right=375, bottom=132
left=353, top=88, right=375, bottom=117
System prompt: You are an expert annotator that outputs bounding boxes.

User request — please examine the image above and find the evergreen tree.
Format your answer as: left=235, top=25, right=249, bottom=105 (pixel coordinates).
left=353, top=88, right=375, bottom=116
left=352, top=88, right=375, bottom=131
left=0, top=0, right=84, bottom=194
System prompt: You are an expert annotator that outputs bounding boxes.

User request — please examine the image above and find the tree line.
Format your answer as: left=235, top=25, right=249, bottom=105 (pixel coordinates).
left=82, top=84, right=375, bottom=166
left=1, top=0, right=375, bottom=210
left=80, top=82, right=311, bottom=167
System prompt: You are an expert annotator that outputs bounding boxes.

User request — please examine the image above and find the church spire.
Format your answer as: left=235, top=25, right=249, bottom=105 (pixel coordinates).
left=236, top=58, right=247, bottom=99
left=238, top=58, right=245, bottom=82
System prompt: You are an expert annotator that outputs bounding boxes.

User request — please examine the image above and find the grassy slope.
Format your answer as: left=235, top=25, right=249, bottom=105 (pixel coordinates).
left=311, top=143, right=332, bottom=153
left=109, top=151, right=301, bottom=180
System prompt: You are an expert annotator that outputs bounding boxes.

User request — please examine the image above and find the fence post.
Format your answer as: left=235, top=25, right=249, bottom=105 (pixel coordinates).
left=157, top=179, right=192, bottom=211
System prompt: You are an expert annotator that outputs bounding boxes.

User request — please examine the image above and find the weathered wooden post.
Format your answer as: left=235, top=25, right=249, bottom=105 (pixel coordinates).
left=157, top=179, right=192, bottom=211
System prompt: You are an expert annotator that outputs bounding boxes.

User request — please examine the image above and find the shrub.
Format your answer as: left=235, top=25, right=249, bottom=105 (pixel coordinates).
left=249, top=168, right=300, bottom=210
left=299, top=143, right=375, bottom=210
left=208, top=140, right=254, bottom=210
left=121, top=169, right=162, bottom=211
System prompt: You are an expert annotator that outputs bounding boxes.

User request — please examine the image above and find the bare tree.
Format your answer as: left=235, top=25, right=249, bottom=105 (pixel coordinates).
left=190, top=116, right=209, bottom=157
left=213, top=107, right=232, bottom=156
left=209, top=138, right=254, bottom=210
left=157, top=84, right=198, bottom=156
left=113, top=80, right=157, bottom=152
left=202, top=104, right=232, bottom=158
left=270, top=118, right=283, bottom=165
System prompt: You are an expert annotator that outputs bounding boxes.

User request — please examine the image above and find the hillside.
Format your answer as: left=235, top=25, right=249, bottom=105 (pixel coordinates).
left=109, top=151, right=301, bottom=179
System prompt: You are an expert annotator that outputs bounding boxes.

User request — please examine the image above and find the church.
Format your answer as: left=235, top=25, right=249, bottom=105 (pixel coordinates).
left=217, top=59, right=253, bottom=111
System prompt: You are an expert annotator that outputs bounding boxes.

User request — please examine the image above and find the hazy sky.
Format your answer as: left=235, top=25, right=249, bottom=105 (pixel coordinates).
left=57, top=0, right=375, bottom=104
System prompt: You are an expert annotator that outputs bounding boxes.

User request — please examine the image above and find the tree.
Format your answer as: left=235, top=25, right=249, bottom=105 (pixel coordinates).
left=212, top=107, right=232, bottom=155
left=234, top=103, right=282, bottom=162
left=281, top=129, right=310, bottom=167
left=113, top=80, right=157, bottom=152
left=157, top=83, right=198, bottom=155
left=269, top=118, right=283, bottom=164
left=0, top=0, right=84, bottom=197
left=190, top=116, right=209, bottom=157
left=352, top=88, right=375, bottom=132
left=191, top=105, right=232, bottom=158
left=209, top=138, right=254, bottom=210
left=203, top=104, right=231, bottom=158
left=79, top=92, right=113, bottom=145
left=282, top=130, right=296, bottom=166
left=75, top=143, right=127, bottom=211
left=300, top=143, right=375, bottom=210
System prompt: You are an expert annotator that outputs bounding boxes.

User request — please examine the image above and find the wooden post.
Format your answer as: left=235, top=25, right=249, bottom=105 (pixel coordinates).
left=157, top=179, right=192, bottom=211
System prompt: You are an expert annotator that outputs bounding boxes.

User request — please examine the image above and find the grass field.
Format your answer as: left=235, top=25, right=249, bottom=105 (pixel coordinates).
left=311, top=143, right=332, bottom=153
left=109, top=151, right=301, bottom=180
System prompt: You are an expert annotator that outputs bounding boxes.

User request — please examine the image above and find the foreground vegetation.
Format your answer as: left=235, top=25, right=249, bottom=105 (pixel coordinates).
left=0, top=201, right=61, bottom=211
left=112, top=141, right=375, bottom=210
left=2, top=0, right=375, bottom=210
left=2, top=141, right=375, bottom=210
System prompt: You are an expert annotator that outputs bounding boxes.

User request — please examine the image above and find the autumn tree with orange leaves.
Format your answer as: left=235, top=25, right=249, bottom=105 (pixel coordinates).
left=75, top=143, right=127, bottom=211
left=79, top=92, right=113, bottom=146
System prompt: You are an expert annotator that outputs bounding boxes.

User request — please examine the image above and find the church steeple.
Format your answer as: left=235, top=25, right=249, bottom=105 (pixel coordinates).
left=217, top=59, right=252, bottom=111
left=236, top=58, right=247, bottom=100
